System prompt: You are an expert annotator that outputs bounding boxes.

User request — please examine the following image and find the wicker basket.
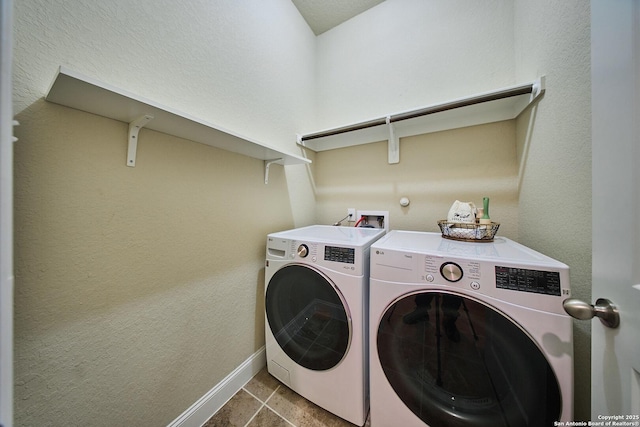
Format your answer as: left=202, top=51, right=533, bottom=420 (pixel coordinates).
left=437, top=220, right=500, bottom=242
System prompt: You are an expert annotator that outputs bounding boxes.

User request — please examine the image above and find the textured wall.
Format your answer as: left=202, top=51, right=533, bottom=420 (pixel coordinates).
left=12, top=0, right=315, bottom=425
left=312, top=0, right=518, bottom=231
left=514, top=0, right=592, bottom=420
left=313, top=0, right=515, bottom=130
left=314, top=121, right=520, bottom=237
left=311, top=0, right=519, bottom=235
left=13, top=0, right=316, bottom=150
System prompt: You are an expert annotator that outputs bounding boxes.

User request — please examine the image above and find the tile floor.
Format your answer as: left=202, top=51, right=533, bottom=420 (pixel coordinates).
left=203, top=368, right=370, bottom=427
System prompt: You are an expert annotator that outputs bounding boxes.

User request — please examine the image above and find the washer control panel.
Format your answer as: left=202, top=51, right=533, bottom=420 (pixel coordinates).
left=421, top=255, right=564, bottom=297
left=422, top=255, right=482, bottom=290
left=494, top=266, right=561, bottom=296
left=369, top=231, right=571, bottom=314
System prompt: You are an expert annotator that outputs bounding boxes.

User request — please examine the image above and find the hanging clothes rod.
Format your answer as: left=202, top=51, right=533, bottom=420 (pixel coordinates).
left=301, top=117, right=388, bottom=141
left=300, top=82, right=537, bottom=142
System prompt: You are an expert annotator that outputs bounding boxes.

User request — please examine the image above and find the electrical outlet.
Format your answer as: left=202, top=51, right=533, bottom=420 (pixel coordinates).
left=356, top=210, right=389, bottom=232
left=347, top=208, right=356, bottom=222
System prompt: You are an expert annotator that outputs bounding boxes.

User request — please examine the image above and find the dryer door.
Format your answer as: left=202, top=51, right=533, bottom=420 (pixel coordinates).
left=266, top=264, right=351, bottom=371
left=376, top=290, right=561, bottom=427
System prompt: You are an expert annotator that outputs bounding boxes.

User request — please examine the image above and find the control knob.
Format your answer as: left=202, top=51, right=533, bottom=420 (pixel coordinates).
left=440, top=262, right=463, bottom=282
left=297, top=244, right=309, bottom=258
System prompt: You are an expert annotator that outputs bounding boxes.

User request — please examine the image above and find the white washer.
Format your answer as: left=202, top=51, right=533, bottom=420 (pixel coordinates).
left=265, top=225, right=385, bottom=426
left=369, top=230, right=574, bottom=427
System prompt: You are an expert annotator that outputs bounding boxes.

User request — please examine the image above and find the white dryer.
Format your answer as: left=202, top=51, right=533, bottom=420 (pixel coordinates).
left=265, top=225, right=385, bottom=426
left=369, top=230, right=574, bottom=427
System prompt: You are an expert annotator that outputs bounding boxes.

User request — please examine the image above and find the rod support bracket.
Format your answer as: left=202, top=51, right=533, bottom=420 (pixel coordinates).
left=127, top=114, right=154, bottom=167
left=387, top=116, right=399, bottom=164
left=531, top=76, right=546, bottom=101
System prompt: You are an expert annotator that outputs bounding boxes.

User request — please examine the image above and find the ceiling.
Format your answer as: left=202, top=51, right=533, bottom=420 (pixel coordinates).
left=291, top=0, right=386, bottom=35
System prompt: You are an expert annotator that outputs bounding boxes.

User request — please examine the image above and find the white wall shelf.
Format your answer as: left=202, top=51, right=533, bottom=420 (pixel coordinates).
left=297, top=77, right=545, bottom=164
left=45, top=66, right=310, bottom=183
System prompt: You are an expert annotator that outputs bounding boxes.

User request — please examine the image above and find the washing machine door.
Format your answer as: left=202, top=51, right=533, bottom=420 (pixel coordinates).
left=266, top=264, right=351, bottom=371
left=376, top=290, right=561, bottom=427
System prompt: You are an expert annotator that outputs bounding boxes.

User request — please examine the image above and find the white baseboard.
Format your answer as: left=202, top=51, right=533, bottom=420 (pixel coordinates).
left=167, top=346, right=266, bottom=427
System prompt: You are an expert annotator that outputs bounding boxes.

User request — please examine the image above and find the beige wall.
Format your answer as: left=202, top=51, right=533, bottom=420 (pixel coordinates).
left=314, top=121, right=520, bottom=237
left=13, top=0, right=315, bottom=425
left=311, top=0, right=520, bottom=235
left=514, top=0, right=592, bottom=420
left=14, top=108, right=293, bottom=424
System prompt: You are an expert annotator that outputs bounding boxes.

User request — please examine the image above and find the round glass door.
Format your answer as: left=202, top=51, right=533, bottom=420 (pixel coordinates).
left=377, top=291, right=561, bottom=427
left=266, top=264, right=351, bottom=371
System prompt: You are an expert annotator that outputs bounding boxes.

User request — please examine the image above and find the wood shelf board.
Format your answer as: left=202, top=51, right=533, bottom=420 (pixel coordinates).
left=46, top=67, right=310, bottom=166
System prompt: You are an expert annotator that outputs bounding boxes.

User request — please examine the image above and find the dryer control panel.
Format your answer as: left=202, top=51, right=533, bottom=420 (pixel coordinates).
left=267, top=237, right=365, bottom=276
left=324, top=246, right=355, bottom=264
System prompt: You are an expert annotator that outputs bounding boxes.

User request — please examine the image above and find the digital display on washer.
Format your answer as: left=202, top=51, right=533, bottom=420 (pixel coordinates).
left=495, top=266, right=561, bottom=296
left=324, top=246, right=355, bottom=264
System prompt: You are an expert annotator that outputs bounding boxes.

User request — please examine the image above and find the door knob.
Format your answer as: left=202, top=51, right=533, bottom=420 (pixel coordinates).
left=563, top=298, right=620, bottom=328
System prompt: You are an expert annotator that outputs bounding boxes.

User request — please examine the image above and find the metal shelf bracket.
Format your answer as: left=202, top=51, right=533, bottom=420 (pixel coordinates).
left=127, top=114, right=154, bottom=167
left=387, top=116, right=399, bottom=164
left=264, top=158, right=283, bottom=184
